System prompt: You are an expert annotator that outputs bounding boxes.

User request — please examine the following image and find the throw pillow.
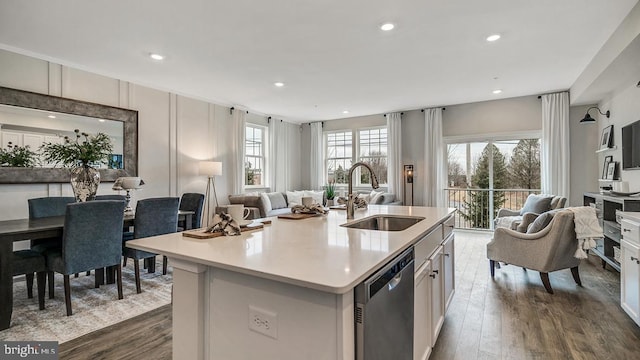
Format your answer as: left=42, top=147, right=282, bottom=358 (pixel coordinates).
left=369, top=190, right=384, bottom=205
left=520, top=194, right=553, bottom=215
left=267, top=192, right=287, bottom=210
left=526, top=212, right=554, bottom=234
left=260, top=193, right=273, bottom=213
left=303, top=190, right=324, bottom=206
left=286, top=190, right=305, bottom=207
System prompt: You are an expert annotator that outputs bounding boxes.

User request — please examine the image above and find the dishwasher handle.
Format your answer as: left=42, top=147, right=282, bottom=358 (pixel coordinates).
left=388, top=272, right=403, bottom=291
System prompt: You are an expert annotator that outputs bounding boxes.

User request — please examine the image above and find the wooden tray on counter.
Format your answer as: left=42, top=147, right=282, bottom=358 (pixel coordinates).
left=182, top=223, right=264, bottom=239
left=277, top=213, right=323, bottom=220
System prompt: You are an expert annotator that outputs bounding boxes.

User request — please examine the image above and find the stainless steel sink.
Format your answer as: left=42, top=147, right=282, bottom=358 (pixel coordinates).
left=340, top=215, right=425, bottom=231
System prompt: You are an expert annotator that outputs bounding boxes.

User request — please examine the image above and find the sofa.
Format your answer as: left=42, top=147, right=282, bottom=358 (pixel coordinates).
left=228, top=189, right=401, bottom=219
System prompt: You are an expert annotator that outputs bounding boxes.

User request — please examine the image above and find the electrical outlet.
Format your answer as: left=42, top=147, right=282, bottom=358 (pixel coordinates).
left=248, top=305, right=278, bottom=339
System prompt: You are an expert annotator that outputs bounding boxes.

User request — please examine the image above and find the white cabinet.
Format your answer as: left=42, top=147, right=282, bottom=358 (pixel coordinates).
left=621, top=238, right=640, bottom=326
left=621, top=213, right=640, bottom=326
left=414, top=260, right=432, bottom=360
left=413, top=215, right=455, bottom=359
left=442, top=234, right=455, bottom=312
left=429, top=246, right=444, bottom=344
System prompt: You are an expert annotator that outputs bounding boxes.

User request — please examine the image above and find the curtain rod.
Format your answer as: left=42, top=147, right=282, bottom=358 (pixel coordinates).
left=420, top=107, right=446, bottom=112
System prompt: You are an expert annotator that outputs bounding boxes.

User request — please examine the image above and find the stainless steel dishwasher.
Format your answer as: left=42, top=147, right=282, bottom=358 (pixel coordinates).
left=355, top=247, right=415, bottom=360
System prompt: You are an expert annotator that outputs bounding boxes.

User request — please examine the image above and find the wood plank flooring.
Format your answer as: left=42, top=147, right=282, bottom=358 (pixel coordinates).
left=430, top=230, right=640, bottom=360
left=58, top=230, right=640, bottom=359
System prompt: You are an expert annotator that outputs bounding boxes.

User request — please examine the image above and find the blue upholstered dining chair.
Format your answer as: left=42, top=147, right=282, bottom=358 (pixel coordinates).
left=123, top=197, right=179, bottom=293
left=178, top=193, right=205, bottom=230
left=95, top=194, right=127, bottom=201
left=12, top=250, right=47, bottom=310
left=28, top=196, right=76, bottom=297
left=45, top=200, right=126, bottom=316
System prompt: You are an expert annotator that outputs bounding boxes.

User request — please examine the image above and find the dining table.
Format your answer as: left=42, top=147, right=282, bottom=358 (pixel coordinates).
left=0, top=210, right=194, bottom=330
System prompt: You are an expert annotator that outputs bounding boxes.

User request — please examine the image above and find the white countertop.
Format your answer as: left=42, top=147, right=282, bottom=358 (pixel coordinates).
left=126, top=205, right=455, bottom=294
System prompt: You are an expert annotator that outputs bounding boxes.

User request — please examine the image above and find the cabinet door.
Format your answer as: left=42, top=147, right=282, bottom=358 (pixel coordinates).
left=429, top=246, right=444, bottom=345
left=414, top=261, right=432, bottom=360
left=443, top=234, right=455, bottom=312
left=621, top=239, right=640, bottom=326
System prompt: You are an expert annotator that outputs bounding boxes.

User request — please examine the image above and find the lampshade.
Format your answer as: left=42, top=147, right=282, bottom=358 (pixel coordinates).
left=199, top=161, right=222, bottom=177
left=580, top=107, right=610, bottom=124
left=112, top=177, right=145, bottom=190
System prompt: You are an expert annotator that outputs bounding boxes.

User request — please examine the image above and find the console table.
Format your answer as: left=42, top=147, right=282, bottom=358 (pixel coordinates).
left=583, top=192, right=640, bottom=271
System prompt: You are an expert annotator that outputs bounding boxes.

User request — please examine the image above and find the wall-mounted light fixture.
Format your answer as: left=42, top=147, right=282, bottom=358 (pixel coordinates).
left=580, top=106, right=610, bottom=123
left=404, top=165, right=414, bottom=206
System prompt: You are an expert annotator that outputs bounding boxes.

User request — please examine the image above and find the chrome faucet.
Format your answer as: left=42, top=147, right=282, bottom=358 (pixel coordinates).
left=347, top=162, right=380, bottom=219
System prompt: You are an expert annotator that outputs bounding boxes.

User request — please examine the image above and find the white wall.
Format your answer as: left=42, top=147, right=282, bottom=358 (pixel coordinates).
left=0, top=48, right=301, bottom=220
left=597, top=83, right=640, bottom=192
left=569, top=104, right=600, bottom=206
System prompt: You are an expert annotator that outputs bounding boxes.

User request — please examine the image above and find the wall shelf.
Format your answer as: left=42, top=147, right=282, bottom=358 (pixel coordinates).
left=596, top=146, right=618, bottom=153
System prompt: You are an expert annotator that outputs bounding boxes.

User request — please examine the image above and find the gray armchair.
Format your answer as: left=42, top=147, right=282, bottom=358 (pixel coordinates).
left=487, top=210, right=582, bottom=294
left=495, top=194, right=567, bottom=231
left=46, top=200, right=126, bottom=315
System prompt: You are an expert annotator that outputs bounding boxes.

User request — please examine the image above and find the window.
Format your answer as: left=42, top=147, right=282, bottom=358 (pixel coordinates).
left=446, top=137, right=541, bottom=229
left=325, top=127, right=388, bottom=186
left=326, top=131, right=353, bottom=185
left=245, top=125, right=265, bottom=187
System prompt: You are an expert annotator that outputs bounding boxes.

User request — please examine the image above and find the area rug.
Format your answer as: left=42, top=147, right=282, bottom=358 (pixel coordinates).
left=0, top=259, right=172, bottom=343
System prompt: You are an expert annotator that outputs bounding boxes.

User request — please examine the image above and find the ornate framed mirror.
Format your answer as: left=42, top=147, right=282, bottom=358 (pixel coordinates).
left=0, top=86, right=138, bottom=183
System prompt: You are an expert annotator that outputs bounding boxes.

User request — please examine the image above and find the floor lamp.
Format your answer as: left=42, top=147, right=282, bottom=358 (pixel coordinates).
left=200, top=161, right=222, bottom=226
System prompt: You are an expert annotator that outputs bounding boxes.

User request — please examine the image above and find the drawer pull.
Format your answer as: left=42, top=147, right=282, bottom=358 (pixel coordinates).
left=623, top=228, right=632, bottom=232
left=631, top=256, right=640, bottom=264
left=429, top=273, right=437, bottom=279
left=444, top=253, right=450, bottom=257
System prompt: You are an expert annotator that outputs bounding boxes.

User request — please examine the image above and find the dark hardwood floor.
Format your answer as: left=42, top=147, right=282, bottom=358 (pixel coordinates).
left=58, top=230, right=640, bottom=359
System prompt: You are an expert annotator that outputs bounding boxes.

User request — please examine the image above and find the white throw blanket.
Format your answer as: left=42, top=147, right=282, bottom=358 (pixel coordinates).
left=566, top=207, right=603, bottom=259
left=495, top=215, right=521, bottom=230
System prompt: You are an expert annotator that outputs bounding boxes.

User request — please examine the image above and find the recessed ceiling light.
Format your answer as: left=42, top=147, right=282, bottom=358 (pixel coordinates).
left=47, top=115, right=56, bottom=119
left=274, top=82, right=284, bottom=87
left=149, top=53, right=164, bottom=61
left=98, top=119, right=105, bottom=122
left=493, top=89, right=503, bottom=94
left=486, top=34, right=501, bottom=42
left=343, top=110, right=349, bottom=114
left=380, top=23, right=395, bottom=31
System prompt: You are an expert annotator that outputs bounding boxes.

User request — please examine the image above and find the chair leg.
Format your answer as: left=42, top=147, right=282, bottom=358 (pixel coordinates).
left=74, top=273, right=79, bottom=278
left=134, top=259, right=142, bottom=294
left=36, top=271, right=46, bottom=310
left=95, top=268, right=104, bottom=288
left=489, top=260, right=495, bottom=277
left=540, top=272, right=554, bottom=294
left=48, top=271, right=55, bottom=299
left=116, top=264, right=123, bottom=300
left=26, top=273, right=34, bottom=299
left=63, top=274, right=72, bottom=316
left=86, top=271, right=91, bottom=276
left=148, top=256, right=156, bottom=273
left=123, top=256, right=128, bottom=267
left=163, top=256, right=168, bottom=275
left=571, top=266, right=582, bottom=286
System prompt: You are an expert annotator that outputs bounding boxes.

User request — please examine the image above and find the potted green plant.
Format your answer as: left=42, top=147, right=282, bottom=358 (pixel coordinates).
left=325, top=179, right=336, bottom=206
left=40, top=129, right=114, bottom=201
left=0, top=142, right=37, bottom=167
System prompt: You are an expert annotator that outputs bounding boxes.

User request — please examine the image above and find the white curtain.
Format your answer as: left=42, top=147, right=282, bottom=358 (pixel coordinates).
left=387, top=112, right=402, bottom=197
left=424, top=108, right=446, bottom=207
left=541, top=92, right=570, bottom=199
left=231, top=109, right=246, bottom=194
left=310, top=122, right=324, bottom=190
left=269, top=119, right=289, bottom=192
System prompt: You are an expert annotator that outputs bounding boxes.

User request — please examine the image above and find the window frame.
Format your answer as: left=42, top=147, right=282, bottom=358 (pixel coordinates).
left=324, top=125, right=388, bottom=189
left=244, top=123, right=267, bottom=189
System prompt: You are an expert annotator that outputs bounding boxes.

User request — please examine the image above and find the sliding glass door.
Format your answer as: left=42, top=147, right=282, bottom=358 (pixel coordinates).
left=446, top=138, right=541, bottom=229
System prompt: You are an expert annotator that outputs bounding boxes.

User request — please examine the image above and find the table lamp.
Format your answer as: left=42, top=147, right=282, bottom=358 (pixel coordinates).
left=199, top=161, right=222, bottom=226
left=112, top=177, right=145, bottom=213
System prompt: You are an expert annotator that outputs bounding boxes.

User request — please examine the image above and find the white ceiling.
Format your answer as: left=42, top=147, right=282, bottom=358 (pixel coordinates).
left=0, top=0, right=637, bottom=123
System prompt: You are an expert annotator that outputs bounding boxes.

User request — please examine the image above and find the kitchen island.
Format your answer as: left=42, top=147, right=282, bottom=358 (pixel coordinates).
left=126, top=205, right=455, bottom=360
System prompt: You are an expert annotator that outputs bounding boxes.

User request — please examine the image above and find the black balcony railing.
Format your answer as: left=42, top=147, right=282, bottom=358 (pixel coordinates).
left=445, top=188, right=539, bottom=230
